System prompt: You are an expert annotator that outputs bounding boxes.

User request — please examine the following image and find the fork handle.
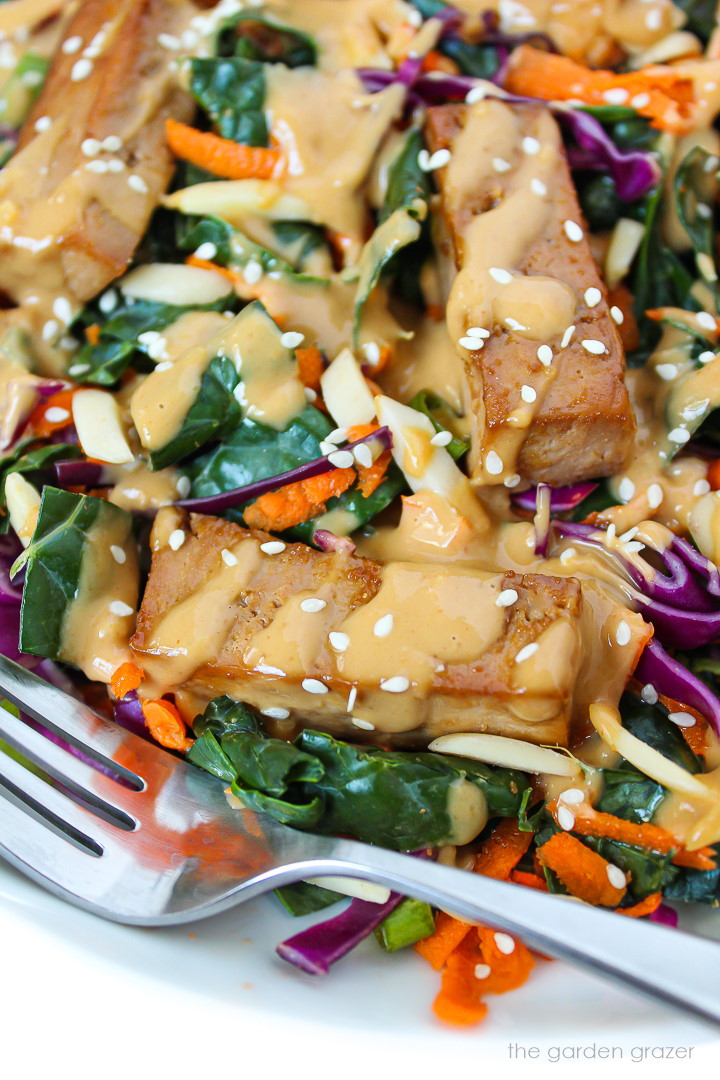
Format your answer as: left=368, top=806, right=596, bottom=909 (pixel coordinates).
left=302, top=839, right=720, bottom=1029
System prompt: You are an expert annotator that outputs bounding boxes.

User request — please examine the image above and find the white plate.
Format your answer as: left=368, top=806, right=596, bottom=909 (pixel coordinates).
left=1, top=857, right=719, bottom=1077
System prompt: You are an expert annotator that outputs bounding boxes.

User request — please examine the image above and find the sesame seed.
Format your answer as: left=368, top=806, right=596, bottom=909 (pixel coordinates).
left=280, top=331, right=304, bottom=349
left=262, top=707, right=290, bottom=720
left=602, top=87, right=629, bottom=105
left=496, top=588, right=518, bottom=608
left=694, top=479, right=711, bottom=496
left=168, top=530, right=185, bottom=551
left=645, top=8, right=662, bottom=30
left=610, top=306, right=624, bottom=325
left=157, top=32, right=180, bottom=49
left=353, top=442, right=374, bottom=466
left=327, top=428, right=347, bottom=444
left=537, top=344, right=553, bottom=366
left=559, top=788, right=585, bottom=804
left=615, top=620, right=631, bottom=646
left=305, top=387, right=317, bottom=402
left=380, top=676, right=410, bottom=693
left=581, top=339, right=607, bottom=355
left=697, top=311, right=717, bottom=331
left=109, top=600, right=133, bottom=617
left=474, top=964, right=492, bottom=980
left=466, top=326, right=490, bottom=339
left=656, top=363, right=678, bottom=381
left=668, top=427, right=690, bottom=444
left=329, top=631, right=350, bottom=652
left=44, top=406, right=70, bottom=424
left=110, top=545, right=126, bottom=564
left=465, top=85, right=487, bottom=104
left=489, top=267, right=512, bottom=284
left=363, top=342, right=381, bottom=365
left=71, top=58, right=93, bottom=82
left=485, top=450, right=504, bottom=475
left=221, top=548, right=238, bottom=567
left=618, top=477, right=635, bottom=502
left=697, top=203, right=712, bottom=220
left=522, top=136, right=540, bottom=155
left=319, top=441, right=335, bottom=456
left=520, top=384, right=537, bottom=404
left=42, top=319, right=58, bottom=342
left=34, top=115, right=52, bottom=133
left=52, top=296, right=72, bottom=325
left=128, top=174, right=148, bottom=194
left=69, top=364, right=90, bottom=377
left=81, top=138, right=101, bottom=157
left=459, top=335, right=484, bottom=350
left=155, top=361, right=172, bottom=372
left=300, top=597, right=327, bottom=613
left=631, top=92, right=650, bottom=109
left=302, top=678, right=328, bottom=695
left=102, top=135, right=122, bottom=152
left=560, top=547, right=577, bottom=564
left=668, top=711, right=696, bottom=728
left=62, top=36, right=83, bottom=54
left=85, top=159, right=107, bottom=174
left=560, top=325, right=575, bottom=349
left=417, top=149, right=430, bottom=171
left=352, top=717, right=375, bottom=731
left=243, top=260, right=263, bottom=284
left=260, top=541, right=286, bottom=555
left=563, top=220, right=583, bottom=243
left=106, top=158, right=124, bottom=173
left=494, top=933, right=515, bottom=955
left=176, top=476, right=191, bottom=498
left=504, top=473, right=521, bottom=488
left=557, top=805, right=575, bottom=831
left=641, top=683, right=658, bottom=704
left=347, top=686, right=358, bottom=711
left=424, top=148, right=451, bottom=170
left=430, top=430, right=452, bottom=447
left=515, top=642, right=539, bottom=664
left=606, top=864, right=627, bottom=889
left=647, top=483, right=663, bottom=509
left=699, top=350, right=716, bottom=364
left=584, top=287, right=601, bottom=308
left=373, top=613, right=394, bottom=637
left=98, top=289, right=118, bottom=314
left=493, top=157, right=511, bottom=173
left=328, top=450, right=354, bottom=469
left=530, top=178, right=547, bottom=196
left=504, top=316, right=527, bottom=332
left=195, top=242, right=217, bottom=261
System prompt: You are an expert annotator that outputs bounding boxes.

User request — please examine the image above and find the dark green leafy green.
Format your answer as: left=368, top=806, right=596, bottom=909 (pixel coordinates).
left=579, top=174, right=623, bottom=232
left=274, top=882, right=344, bottom=917
left=620, top=691, right=703, bottom=775
left=0, top=442, right=81, bottom=532
left=439, top=36, right=502, bottom=81
left=0, top=52, right=47, bottom=131
left=176, top=213, right=330, bottom=279
left=189, top=57, right=267, bottom=145
left=288, top=464, right=407, bottom=545
left=583, top=836, right=677, bottom=901
left=375, top=898, right=435, bottom=952
left=222, top=12, right=317, bottom=67
left=673, top=0, right=717, bottom=41
left=381, top=129, right=432, bottom=224
left=674, top=145, right=719, bottom=304
left=408, top=390, right=469, bottom=460
left=150, top=356, right=242, bottom=470
left=663, top=856, right=720, bottom=904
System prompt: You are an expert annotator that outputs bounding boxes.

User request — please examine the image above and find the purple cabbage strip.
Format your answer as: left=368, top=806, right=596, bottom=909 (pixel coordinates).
left=634, top=637, right=720, bottom=737
left=176, top=426, right=393, bottom=515
left=277, top=891, right=404, bottom=975
left=53, top=458, right=109, bottom=488
left=512, top=480, right=598, bottom=515
left=112, top=688, right=152, bottom=740
left=650, top=904, right=679, bottom=928
left=312, top=530, right=357, bottom=555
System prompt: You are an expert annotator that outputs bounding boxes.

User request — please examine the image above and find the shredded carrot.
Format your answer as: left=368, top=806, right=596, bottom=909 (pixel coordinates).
left=141, top=698, right=193, bottom=753
left=165, top=118, right=281, bottom=180
left=414, top=909, right=473, bottom=971
left=244, top=466, right=356, bottom=531
left=657, top=691, right=708, bottom=757
left=184, top=254, right=245, bottom=286
left=110, top=661, right=144, bottom=700
left=84, top=323, right=101, bottom=346
left=671, top=846, right=717, bottom=871
left=296, top=346, right=324, bottom=392
left=421, top=50, right=459, bottom=75
left=356, top=450, right=391, bottom=498
left=536, top=831, right=627, bottom=906
left=473, top=927, right=535, bottom=995
left=607, top=284, right=640, bottom=353
left=432, top=948, right=489, bottom=1026
left=28, top=388, right=76, bottom=437
left=505, top=45, right=696, bottom=134
left=473, top=817, right=533, bottom=880
left=615, top=893, right=664, bottom=919
left=707, top=460, right=720, bottom=492
left=510, top=869, right=548, bottom=892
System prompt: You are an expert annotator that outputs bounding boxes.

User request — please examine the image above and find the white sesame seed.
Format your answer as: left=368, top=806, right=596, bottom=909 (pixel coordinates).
left=459, top=336, right=484, bottom=350
left=44, top=407, right=70, bottom=424
left=327, top=428, right=348, bottom=445
left=485, top=450, right=504, bottom=475
left=697, top=203, right=713, bottom=220
left=157, top=32, right=180, bottom=50
left=603, top=87, right=629, bottom=105
left=563, top=220, right=583, bottom=243
left=560, top=546, right=577, bottom=564
left=645, top=8, right=662, bottom=30
left=493, top=157, right=511, bottom=173
left=110, top=545, right=126, bottom=564
left=319, top=441, right=335, bottom=456
left=522, top=136, right=540, bottom=155
left=380, top=676, right=410, bottom=693
left=504, top=473, right=521, bottom=488
left=62, top=36, right=83, bottom=54
left=618, top=477, right=635, bottom=502
left=465, top=85, right=487, bottom=104
left=194, top=242, right=217, bottom=261
left=280, top=331, right=304, bottom=349
left=425, top=148, right=451, bottom=170
left=557, top=805, right=575, bottom=831
left=305, top=387, right=317, bottom=402
left=697, top=311, right=717, bottom=331
left=647, top=483, right=664, bottom=509
left=176, top=476, right=191, bottom=498
left=329, top=631, right=350, bottom=652
left=631, top=92, right=650, bottom=109
left=373, top=613, right=394, bottom=637
left=328, top=450, right=354, bottom=469
left=656, top=363, right=678, bottom=381
left=581, top=338, right=607, bottom=355
left=584, top=287, right=602, bottom=308
left=52, top=296, right=73, bottom=325
left=668, top=711, right=696, bottom=728
left=221, top=548, right=238, bottom=567
left=606, top=864, right=627, bottom=889
left=530, top=178, right=547, bottom=196
left=262, top=707, right=290, bottom=720
left=515, top=642, right=539, bottom=664
left=260, top=541, right=286, bottom=555
left=42, top=319, right=58, bottom=342
left=85, top=159, right=107, bottom=174
left=363, top=342, right=381, bottom=366
left=699, top=350, right=716, bottom=364
left=668, top=427, right=690, bottom=444
left=154, top=361, right=173, bottom=372
left=353, top=442, right=374, bottom=466
left=494, top=933, right=515, bottom=955
left=347, top=686, right=358, bottom=711
left=474, top=963, right=492, bottom=980
left=352, top=717, right=375, bottom=731
left=128, top=174, right=148, bottom=194
left=106, top=158, right=125, bottom=173
left=98, top=289, right=118, bottom=314
left=302, top=678, right=328, bottom=695
left=610, top=306, right=624, bottom=324
left=109, top=600, right=133, bottom=617
left=694, top=479, right=711, bottom=496
left=430, top=430, right=452, bottom=447
left=466, top=326, right=490, bottom=339
left=489, top=267, right=512, bottom=284
left=34, top=115, right=52, bottom=133
left=560, top=325, right=575, bottom=349
left=520, top=384, right=537, bottom=404
left=69, top=364, right=90, bottom=377
left=168, top=530, right=185, bottom=551
left=537, top=344, right=553, bottom=366
left=71, top=58, right=93, bottom=82
left=243, top=260, right=263, bottom=284
left=559, top=788, right=585, bottom=805
left=641, top=683, right=658, bottom=704
left=504, top=316, right=527, bottom=332
left=81, top=137, right=101, bottom=157
left=615, top=620, right=632, bottom=646
left=496, top=588, right=518, bottom=608
left=300, top=597, right=327, bottom=613
left=102, top=135, right=122, bottom=152
left=417, top=149, right=430, bottom=171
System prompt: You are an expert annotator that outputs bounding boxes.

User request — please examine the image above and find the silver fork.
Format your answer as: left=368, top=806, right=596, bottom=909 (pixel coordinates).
left=1, top=654, right=720, bottom=1028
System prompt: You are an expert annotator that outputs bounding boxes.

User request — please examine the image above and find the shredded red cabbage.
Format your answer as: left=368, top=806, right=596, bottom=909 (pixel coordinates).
left=650, top=904, right=679, bottom=928
left=312, top=530, right=357, bottom=554
left=634, top=637, right=720, bottom=737
left=53, top=458, right=109, bottom=488
left=512, top=481, right=598, bottom=515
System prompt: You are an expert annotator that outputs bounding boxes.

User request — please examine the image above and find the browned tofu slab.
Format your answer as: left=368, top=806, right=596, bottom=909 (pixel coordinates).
left=425, top=100, right=635, bottom=487
left=0, top=0, right=194, bottom=306
left=132, top=509, right=585, bottom=746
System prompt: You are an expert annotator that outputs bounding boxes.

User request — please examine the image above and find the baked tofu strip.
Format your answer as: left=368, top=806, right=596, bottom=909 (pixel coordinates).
left=132, top=509, right=585, bottom=747
left=425, top=100, right=635, bottom=487
left=0, top=0, right=194, bottom=306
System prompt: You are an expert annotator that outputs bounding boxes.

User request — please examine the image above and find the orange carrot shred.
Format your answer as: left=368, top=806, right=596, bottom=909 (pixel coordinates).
left=432, top=950, right=489, bottom=1026
left=110, top=661, right=144, bottom=700
left=671, top=846, right=717, bottom=871
left=414, top=910, right=473, bottom=971
left=356, top=449, right=391, bottom=498
left=607, top=284, right=640, bottom=353
left=549, top=799, right=675, bottom=854
left=141, top=699, right=193, bottom=753
left=421, top=49, right=458, bottom=74
left=536, top=831, right=627, bottom=906
left=165, top=118, right=281, bottom=180
left=473, top=926, right=535, bottom=995
left=510, top=869, right=548, bottom=891
left=244, top=467, right=356, bottom=531
left=473, top=817, right=533, bottom=880
left=707, top=460, right=720, bottom=492
left=657, top=691, right=708, bottom=756
left=184, top=254, right=244, bottom=286
left=505, top=45, right=696, bottom=134
left=296, top=346, right=324, bottom=392
left=85, top=323, right=101, bottom=346
left=28, top=388, right=77, bottom=437
left=615, top=893, right=664, bottom=918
